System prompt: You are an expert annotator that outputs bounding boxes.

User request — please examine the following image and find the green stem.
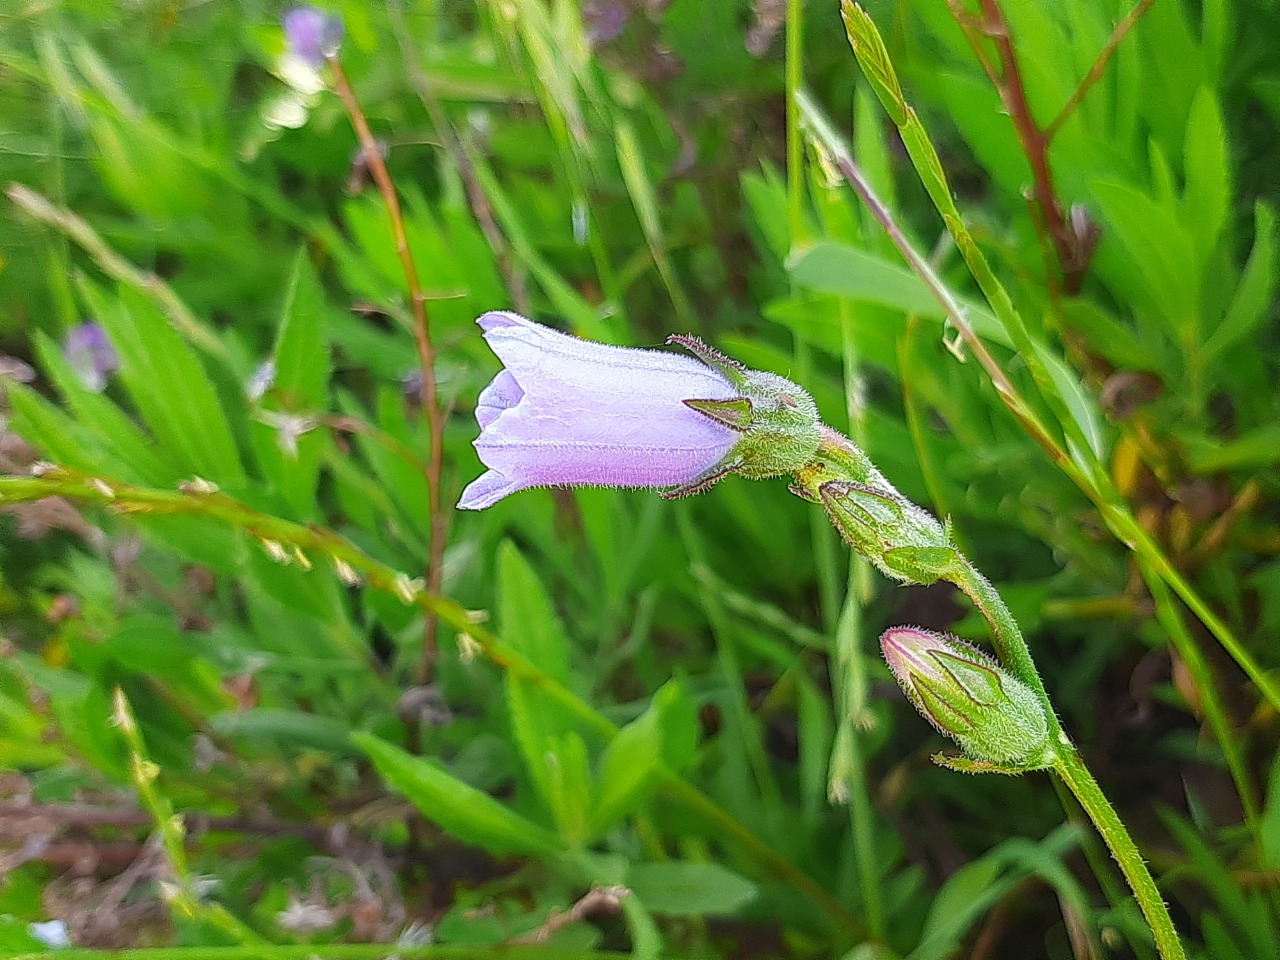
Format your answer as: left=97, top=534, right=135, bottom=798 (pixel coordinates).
left=1053, top=748, right=1187, bottom=960
left=0, top=469, right=858, bottom=939
left=949, top=559, right=1056, bottom=727
left=796, top=427, right=1185, bottom=957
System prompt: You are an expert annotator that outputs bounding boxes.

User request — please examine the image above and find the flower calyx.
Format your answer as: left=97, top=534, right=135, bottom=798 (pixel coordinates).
left=669, top=334, right=823, bottom=490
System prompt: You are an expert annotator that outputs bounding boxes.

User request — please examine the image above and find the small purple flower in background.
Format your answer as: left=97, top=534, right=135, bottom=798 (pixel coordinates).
left=458, top=311, right=740, bottom=510
left=282, top=7, right=344, bottom=69
left=64, top=322, right=119, bottom=393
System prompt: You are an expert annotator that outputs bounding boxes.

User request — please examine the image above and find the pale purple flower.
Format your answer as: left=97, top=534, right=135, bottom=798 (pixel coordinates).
left=64, top=322, right=119, bottom=393
left=458, top=311, right=739, bottom=510
left=283, top=7, right=343, bottom=68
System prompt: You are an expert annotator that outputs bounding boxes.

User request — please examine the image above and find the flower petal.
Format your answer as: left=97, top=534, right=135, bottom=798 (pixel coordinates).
left=475, top=369, right=523, bottom=429
left=457, top=469, right=527, bottom=510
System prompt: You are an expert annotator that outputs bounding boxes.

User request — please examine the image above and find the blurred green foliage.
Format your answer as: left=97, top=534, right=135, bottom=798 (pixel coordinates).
left=0, top=0, right=1277, bottom=958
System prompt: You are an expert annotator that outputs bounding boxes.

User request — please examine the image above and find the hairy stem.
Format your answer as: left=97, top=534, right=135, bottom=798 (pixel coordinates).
left=1053, top=748, right=1187, bottom=960
left=796, top=426, right=1185, bottom=957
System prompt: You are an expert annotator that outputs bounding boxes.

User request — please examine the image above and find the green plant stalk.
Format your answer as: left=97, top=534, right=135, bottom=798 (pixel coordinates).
left=0, top=469, right=859, bottom=939
left=1140, top=559, right=1259, bottom=825
left=833, top=297, right=884, bottom=935
left=828, top=588, right=885, bottom=938
left=794, top=88, right=1280, bottom=722
left=112, top=689, right=262, bottom=945
left=1053, top=748, right=1186, bottom=960
left=795, top=428, right=1185, bottom=959
left=832, top=6, right=1278, bottom=723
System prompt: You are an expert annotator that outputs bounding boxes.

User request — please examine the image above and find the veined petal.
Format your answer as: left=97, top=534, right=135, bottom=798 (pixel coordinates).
left=476, top=369, right=523, bottom=429
left=477, top=311, right=734, bottom=406
left=462, top=311, right=744, bottom=508
left=457, top=469, right=528, bottom=510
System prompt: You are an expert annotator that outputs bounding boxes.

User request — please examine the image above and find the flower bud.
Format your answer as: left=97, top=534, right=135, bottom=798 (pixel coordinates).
left=880, top=626, right=1051, bottom=766
left=791, top=432, right=956, bottom=585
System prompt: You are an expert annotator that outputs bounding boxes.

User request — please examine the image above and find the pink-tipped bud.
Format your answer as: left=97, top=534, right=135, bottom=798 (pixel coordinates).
left=881, top=626, right=1051, bottom=766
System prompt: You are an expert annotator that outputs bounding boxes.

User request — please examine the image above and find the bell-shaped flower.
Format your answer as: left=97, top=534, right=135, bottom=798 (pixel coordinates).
left=458, top=312, right=743, bottom=509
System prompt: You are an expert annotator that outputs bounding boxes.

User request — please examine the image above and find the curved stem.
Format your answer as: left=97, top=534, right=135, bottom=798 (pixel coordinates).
left=1053, top=748, right=1186, bottom=960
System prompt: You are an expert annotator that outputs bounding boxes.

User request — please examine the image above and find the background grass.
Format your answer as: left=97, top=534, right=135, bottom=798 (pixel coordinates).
left=0, top=0, right=1278, bottom=957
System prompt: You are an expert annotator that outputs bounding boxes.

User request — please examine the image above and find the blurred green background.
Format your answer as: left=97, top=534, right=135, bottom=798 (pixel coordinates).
left=0, top=0, right=1277, bottom=957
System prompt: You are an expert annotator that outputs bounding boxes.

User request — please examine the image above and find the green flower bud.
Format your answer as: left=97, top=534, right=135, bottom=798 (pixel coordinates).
left=880, top=626, right=1052, bottom=766
left=790, top=430, right=956, bottom=585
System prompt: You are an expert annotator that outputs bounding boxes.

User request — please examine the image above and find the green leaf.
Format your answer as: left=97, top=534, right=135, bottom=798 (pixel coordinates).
left=498, top=541, right=585, bottom=821
left=840, top=1, right=906, bottom=125
left=543, top=731, right=594, bottom=846
left=252, top=249, right=331, bottom=519
left=5, top=382, right=112, bottom=473
left=82, top=280, right=246, bottom=487
left=499, top=540, right=572, bottom=682
left=33, top=331, right=175, bottom=485
left=355, top=733, right=563, bottom=857
left=1184, top=422, right=1280, bottom=473
left=212, top=708, right=360, bottom=755
left=912, top=857, right=1010, bottom=960
left=1182, top=86, right=1230, bottom=263
left=1091, top=180, right=1200, bottom=332
left=1058, top=301, right=1162, bottom=372
left=626, top=861, right=758, bottom=916
left=590, top=679, right=696, bottom=836
left=1205, top=203, right=1275, bottom=361
left=786, top=242, right=1007, bottom=345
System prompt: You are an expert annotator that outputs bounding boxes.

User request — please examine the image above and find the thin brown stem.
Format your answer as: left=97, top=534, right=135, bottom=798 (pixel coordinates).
left=507, top=886, right=629, bottom=944
left=387, top=1, right=530, bottom=316
left=1045, top=0, right=1156, bottom=142
left=327, top=58, right=446, bottom=685
left=972, top=0, right=1087, bottom=292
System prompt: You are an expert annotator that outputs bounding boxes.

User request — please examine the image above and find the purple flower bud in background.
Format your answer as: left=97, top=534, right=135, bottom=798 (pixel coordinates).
left=458, top=311, right=740, bottom=510
left=880, top=626, right=1051, bottom=766
left=283, top=7, right=343, bottom=69
left=64, top=322, right=119, bottom=393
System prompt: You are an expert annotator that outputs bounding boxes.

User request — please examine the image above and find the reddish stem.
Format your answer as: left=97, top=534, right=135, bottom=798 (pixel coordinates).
left=328, top=58, right=446, bottom=684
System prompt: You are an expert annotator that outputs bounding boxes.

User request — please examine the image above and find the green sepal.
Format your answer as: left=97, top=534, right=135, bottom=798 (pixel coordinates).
left=667, top=334, right=747, bottom=387
left=684, top=397, right=753, bottom=431
left=882, top=546, right=962, bottom=584
left=931, top=754, right=1051, bottom=776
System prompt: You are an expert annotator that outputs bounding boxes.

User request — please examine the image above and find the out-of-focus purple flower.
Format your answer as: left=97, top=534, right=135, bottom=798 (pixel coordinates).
left=283, top=7, right=344, bottom=69
left=458, top=311, right=739, bottom=510
left=880, top=626, right=1050, bottom=765
left=584, top=0, right=630, bottom=45
left=64, top=322, right=119, bottom=393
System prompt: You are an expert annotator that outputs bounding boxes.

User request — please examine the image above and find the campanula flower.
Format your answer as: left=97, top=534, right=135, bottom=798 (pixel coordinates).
left=282, top=7, right=344, bottom=69
left=880, top=626, right=1050, bottom=766
left=459, top=312, right=740, bottom=509
left=458, top=311, right=825, bottom=509
left=64, top=322, right=119, bottom=393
